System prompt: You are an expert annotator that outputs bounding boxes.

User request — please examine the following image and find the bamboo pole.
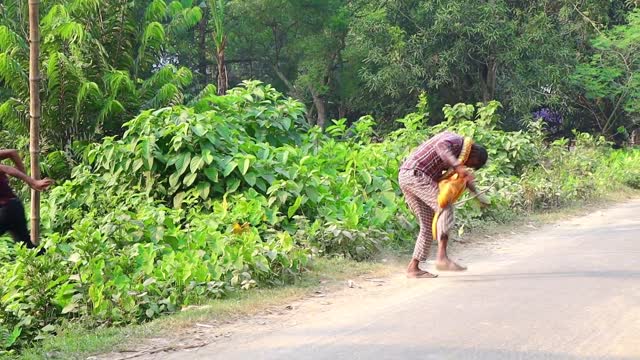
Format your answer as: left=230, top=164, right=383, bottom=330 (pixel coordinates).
left=28, top=0, right=41, bottom=246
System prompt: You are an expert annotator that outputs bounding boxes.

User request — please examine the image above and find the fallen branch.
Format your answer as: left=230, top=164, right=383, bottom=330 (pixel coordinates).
left=455, top=181, right=497, bottom=207
left=116, top=343, right=209, bottom=360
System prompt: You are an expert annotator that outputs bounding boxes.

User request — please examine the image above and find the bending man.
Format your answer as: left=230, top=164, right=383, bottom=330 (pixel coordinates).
left=399, top=132, right=488, bottom=278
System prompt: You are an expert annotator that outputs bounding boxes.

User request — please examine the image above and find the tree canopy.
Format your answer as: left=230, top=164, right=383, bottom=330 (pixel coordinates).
left=1, top=0, right=639, bottom=150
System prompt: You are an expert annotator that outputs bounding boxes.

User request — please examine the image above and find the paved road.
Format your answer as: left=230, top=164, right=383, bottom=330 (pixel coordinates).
left=150, top=200, right=640, bottom=360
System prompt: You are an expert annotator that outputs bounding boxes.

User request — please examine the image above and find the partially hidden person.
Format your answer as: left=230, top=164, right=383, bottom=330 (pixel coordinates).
left=0, top=149, right=54, bottom=252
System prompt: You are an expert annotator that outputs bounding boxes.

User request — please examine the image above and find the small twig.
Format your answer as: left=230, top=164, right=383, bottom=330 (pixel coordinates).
left=116, top=343, right=209, bottom=360
left=455, top=181, right=497, bottom=206
left=196, top=323, right=215, bottom=328
left=573, top=4, right=603, bottom=36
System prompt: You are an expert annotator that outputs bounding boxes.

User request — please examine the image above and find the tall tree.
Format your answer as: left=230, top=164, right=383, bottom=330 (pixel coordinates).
left=209, top=0, right=228, bottom=95
left=348, top=0, right=582, bottom=123
left=228, top=0, right=354, bottom=128
left=572, top=9, right=640, bottom=137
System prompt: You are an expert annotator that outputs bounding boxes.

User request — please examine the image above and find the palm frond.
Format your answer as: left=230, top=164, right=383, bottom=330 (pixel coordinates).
left=104, top=70, right=136, bottom=97
left=97, top=98, right=125, bottom=126
left=145, top=0, right=168, bottom=23
left=187, top=83, right=217, bottom=106
left=75, top=81, right=102, bottom=116
left=0, top=25, right=27, bottom=53
left=0, top=98, right=28, bottom=134
left=0, top=53, right=28, bottom=94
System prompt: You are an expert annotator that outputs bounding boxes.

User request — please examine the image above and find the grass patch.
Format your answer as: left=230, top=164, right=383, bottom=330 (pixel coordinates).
left=11, top=257, right=395, bottom=360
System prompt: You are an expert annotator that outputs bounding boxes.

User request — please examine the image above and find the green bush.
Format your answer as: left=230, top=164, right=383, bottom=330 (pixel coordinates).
left=2, top=83, right=639, bottom=353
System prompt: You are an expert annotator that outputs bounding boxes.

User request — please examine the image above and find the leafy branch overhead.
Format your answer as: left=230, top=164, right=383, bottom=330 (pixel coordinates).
left=0, top=0, right=202, bottom=149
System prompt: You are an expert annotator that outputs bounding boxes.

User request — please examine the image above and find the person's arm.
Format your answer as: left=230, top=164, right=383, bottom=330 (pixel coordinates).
left=0, top=149, right=26, bottom=174
left=466, top=180, right=490, bottom=205
left=435, top=139, right=460, bottom=169
left=435, top=137, right=472, bottom=179
left=0, top=164, right=53, bottom=191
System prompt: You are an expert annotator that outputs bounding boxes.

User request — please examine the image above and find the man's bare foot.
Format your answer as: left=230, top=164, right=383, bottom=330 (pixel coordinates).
left=407, top=270, right=438, bottom=278
left=406, top=258, right=438, bottom=278
left=435, top=259, right=467, bottom=271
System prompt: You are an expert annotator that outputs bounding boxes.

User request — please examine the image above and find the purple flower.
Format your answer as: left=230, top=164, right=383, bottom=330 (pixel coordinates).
left=533, top=108, right=563, bottom=129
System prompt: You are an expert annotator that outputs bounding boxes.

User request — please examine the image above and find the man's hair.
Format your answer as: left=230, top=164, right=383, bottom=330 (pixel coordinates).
left=470, top=143, right=488, bottom=168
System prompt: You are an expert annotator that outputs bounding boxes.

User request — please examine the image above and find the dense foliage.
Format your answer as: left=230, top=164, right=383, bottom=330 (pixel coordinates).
left=0, top=0, right=639, bottom=355
left=0, top=84, right=639, bottom=352
left=1, top=0, right=202, bottom=150
left=2, top=0, right=640, bottom=151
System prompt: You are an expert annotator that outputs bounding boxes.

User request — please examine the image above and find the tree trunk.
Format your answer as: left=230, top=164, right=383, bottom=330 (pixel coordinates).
left=216, top=37, right=228, bottom=95
left=28, top=0, right=41, bottom=246
left=310, top=87, right=327, bottom=129
left=198, top=7, right=209, bottom=84
left=338, top=105, right=346, bottom=119
left=481, top=57, right=497, bottom=103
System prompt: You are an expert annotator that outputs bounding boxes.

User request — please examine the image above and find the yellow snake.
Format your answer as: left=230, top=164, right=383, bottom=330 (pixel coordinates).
left=431, top=137, right=473, bottom=241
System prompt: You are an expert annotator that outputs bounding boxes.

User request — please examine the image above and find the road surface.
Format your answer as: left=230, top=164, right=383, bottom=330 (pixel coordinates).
left=114, top=200, right=640, bottom=360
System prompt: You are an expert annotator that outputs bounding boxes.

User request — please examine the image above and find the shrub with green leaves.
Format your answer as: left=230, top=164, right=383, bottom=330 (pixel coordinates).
left=1, top=83, right=640, bottom=354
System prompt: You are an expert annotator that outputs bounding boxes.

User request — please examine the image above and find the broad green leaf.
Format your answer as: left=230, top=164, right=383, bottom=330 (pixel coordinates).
left=191, top=123, right=206, bottom=136
left=183, top=172, right=197, bottom=186
left=287, top=196, right=303, bottom=218
left=169, top=172, right=181, bottom=188
left=197, top=182, right=211, bottom=199
left=190, top=155, right=203, bottom=172
left=240, top=157, right=250, bottom=175
left=175, top=152, right=191, bottom=176
left=380, top=191, right=396, bottom=207
left=6, top=326, right=21, bottom=347
left=261, top=174, right=276, bottom=184
left=255, top=178, right=267, bottom=192
left=244, top=171, right=257, bottom=186
left=173, top=192, right=186, bottom=208
left=204, top=166, right=219, bottom=182
left=61, top=302, right=78, bottom=314
left=133, top=159, right=144, bottom=172
left=305, top=187, right=320, bottom=203
left=202, top=148, right=214, bottom=164
left=361, top=172, right=372, bottom=185
left=226, top=178, right=241, bottom=193
left=223, top=160, right=238, bottom=177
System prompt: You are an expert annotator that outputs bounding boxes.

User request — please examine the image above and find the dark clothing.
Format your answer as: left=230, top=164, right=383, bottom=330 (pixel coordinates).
left=0, top=170, right=41, bottom=253
left=0, top=196, right=34, bottom=249
left=0, top=173, right=16, bottom=202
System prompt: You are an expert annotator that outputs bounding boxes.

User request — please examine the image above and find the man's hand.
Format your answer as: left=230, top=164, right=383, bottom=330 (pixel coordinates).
left=478, top=195, right=491, bottom=208
left=0, top=164, right=54, bottom=190
left=30, top=178, right=54, bottom=191
left=454, top=165, right=474, bottom=182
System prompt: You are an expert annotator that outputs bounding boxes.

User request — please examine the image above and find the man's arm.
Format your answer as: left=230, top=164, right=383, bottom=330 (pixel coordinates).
left=435, top=139, right=461, bottom=169
left=0, top=164, right=53, bottom=191
left=466, top=181, right=490, bottom=205
left=435, top=137, right=473, bottom=179
left=0, top=149, right=26, bottom=174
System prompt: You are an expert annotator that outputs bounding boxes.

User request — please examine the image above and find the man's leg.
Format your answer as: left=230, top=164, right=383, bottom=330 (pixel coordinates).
left=400, top=172, right=438, bottom=278
left=6, top=199, right=40, bottom=251
left=406, top=196, right=437, bottom=278
left=434, top=206, right=466, bottom=271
